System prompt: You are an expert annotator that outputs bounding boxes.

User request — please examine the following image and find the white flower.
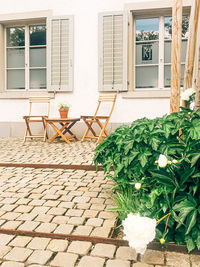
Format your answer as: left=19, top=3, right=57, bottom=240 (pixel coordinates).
left=158, top=154, right=168, bottom=168
left=122, top=214, right=156, bottom=254
left=135, top=183, right=141, bottom=190
left=181, top=88, right=195, bottom=101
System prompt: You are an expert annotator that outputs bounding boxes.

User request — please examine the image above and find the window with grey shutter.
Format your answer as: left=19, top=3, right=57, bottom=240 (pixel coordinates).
left=47, top=16, right=74, bottom=92
left=98, top=12, right=128, bottom=91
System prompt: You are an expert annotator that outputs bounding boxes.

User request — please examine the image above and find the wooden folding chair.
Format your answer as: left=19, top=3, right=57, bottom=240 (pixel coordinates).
left=81, top=93, right=117, bottom=144
left=23, top=97, right=50, bottom=142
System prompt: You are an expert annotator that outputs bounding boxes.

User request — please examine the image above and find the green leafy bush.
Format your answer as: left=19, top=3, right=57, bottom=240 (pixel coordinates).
left=94, top=108, right=200, bottom=252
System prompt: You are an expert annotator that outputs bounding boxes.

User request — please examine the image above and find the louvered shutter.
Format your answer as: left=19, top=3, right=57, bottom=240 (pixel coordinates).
left=47, top=16, right=74, bottom=92
left=98, top=12, right=128, bottom=91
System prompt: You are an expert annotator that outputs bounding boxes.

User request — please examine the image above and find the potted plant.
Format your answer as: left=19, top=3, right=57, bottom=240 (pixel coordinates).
left=58, top=103, right=70, bottom=118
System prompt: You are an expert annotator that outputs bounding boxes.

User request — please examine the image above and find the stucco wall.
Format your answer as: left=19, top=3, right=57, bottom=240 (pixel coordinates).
left=0, top=0, right=184, bottom=137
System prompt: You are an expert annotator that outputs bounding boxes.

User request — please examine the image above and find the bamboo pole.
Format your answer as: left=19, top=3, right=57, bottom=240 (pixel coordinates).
left=194, top=47, right=200, bottom=110
left=182, top=0, right=200, bottom=106
left=170, top=0, right=182, bottom=113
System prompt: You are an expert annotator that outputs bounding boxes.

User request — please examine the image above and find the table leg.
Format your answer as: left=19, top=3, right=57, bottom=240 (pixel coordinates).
left=48, top=123, right=72, bottom=144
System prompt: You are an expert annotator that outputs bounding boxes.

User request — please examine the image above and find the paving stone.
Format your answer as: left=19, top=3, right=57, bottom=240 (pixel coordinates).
left=90, top=227, right=111, bottom=237
left=77, top=255, right=105, bottom=267
left=27, top=237, right=51, bottom=250
left=166, top=252, right=190, bottom=267
left=86, top=218, right=103, bottom=227
left=132, top=264, right=154, bottom=267
left=68, top=216, right=85, bottom=225
left=9, top=236, right=32, bottom=247
left=27, top=249, right=53, bottom=265
left=1, top=220, right=22, bottom=230
left=1, top=212, right=21, bottom=220
left=14, top=205, right=33, bottom=213
left=103, top=219, right=116, bottom=228
left=82, top=210, right=99, bottom=218
left=47, top=239, right=69, bottom=252
left=52, top=216, right=69, bottom=224
left=18, top=221, right=40, bottom=231
left=58, top=202, right=75, bottom=209
left=29, top=199, right=46, bottom=206
left=1, top=204, right=17, bottom=211
left=35, top=222, right=57, bottom=233
left=106, top=259, right=131, bottom=267
left=116, top=246, right=137, bottom=261
left=67, top=241, right=92, bottom=255
left=4, top=247, right=33, bottom=262
left=91, top=243, right=116, bottom=258
left=0, top=245, right=12, bottom=258
left=44, top=200, right=60, bottom=207
left=35, top=214, right=54, bottom=223
left=1, top=262, right=25, bottom=267
left=16, top=213, right=37, bottom=221
left=73, top=225, right=93, bottom=235
left=66, top=209, right=84, bottom=217
left=190, top=255, right=200, bottom=267
left=76, top=203, right=91, bottom=210
left=47, top=207, right=66, bottom=216
left=50, top=252, right=78, bottom=266
left=31, top=206, right=50, bottom=214
left=90, top=198, right=105, bottom=204
left=0, top=234, right=15, bottom=245
left=54, top=224, right=74, bottom=234
left=98, top=211, right=116, bottom=219
left=73, top=196, right=90, bottom=203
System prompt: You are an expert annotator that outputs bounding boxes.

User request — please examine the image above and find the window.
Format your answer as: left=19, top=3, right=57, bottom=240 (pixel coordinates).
left=6, top=25, right=46, bottom=90
left=134, top=15, right=189, bottom=90
left=0, top=11, right=74, bottom=95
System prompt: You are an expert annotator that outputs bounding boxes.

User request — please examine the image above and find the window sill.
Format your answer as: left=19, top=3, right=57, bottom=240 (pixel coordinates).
left=0, top=91, right=55, bottom=99
left=122, top=90, right=170, bottom=99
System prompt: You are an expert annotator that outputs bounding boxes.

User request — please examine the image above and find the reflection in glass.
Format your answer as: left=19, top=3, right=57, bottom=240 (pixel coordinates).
left=30, top=69, right=46, bottom=89
left=30, top=47, right=46, bottom=67
left=164, top=15, right=189, bottom=39
left=30, top=25, right=46, bottom=45
left=7, top=70, right=25, bottom=89
left=7, top=48, right=25, bottom=68
left=136, top=42, right=158, bottom=65
left=136, top=18, right=159, bottom=41
left=164, top=40, right=188, bottom=63
left=136, top=66, right=158, bottom=88
left=164, top=65, right=185, bottom=87
left=6, top=27, right=25, bottom=47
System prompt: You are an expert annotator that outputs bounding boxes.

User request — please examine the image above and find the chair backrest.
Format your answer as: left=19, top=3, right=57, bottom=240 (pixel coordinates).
left=94, top=93, right=117, bottom=118
left=28, top=97, right=51, bottom=117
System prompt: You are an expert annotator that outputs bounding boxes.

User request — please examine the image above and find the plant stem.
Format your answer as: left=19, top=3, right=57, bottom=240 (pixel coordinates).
left=157, top=212, right=171, bottom=225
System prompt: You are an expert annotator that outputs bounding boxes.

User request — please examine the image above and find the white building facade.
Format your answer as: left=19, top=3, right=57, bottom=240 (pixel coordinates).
left=0, top=0, right=199, bottom=138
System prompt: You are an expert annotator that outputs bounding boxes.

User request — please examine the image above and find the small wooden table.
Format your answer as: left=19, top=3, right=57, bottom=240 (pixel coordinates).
left=45, top=118, right=80, bottom=144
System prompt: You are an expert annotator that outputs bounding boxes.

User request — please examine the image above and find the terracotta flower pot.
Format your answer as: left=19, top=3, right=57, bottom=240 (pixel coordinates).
left=59, top=108, right=69, bottom=118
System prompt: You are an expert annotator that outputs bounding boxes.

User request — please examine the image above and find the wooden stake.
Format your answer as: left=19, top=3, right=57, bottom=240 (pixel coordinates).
left=182, top=0, right=200, bottom=106
left=170, top=0, right=182, bottom=113
left=194, top=46, right=200, bottom=110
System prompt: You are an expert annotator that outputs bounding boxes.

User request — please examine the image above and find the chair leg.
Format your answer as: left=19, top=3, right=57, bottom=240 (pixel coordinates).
left=97, top=120, right=109, bottom=144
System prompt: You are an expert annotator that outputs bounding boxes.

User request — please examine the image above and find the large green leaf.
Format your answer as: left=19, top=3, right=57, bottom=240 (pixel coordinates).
left=150, top=171, right=177, bottom=189
left=185, top=210, right=197, bottom=235
left=185, top=235, right=195, bottom=252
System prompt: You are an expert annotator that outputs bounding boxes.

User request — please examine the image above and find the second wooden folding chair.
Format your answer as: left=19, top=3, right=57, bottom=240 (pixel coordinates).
left=23, top=97, right=50, bottom=142
left=81, top=93, right=117, bottom=144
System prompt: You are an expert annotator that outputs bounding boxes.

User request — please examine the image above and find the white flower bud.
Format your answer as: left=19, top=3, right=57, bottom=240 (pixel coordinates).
left=158, top=154, right=168, bottom=168
left=172, top=159, right=178, bottom=164
left=135, top=183, right=141, bottom=190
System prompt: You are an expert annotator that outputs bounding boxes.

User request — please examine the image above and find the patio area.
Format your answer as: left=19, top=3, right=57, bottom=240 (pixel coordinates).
left=0, top=138, right=199, bottom=266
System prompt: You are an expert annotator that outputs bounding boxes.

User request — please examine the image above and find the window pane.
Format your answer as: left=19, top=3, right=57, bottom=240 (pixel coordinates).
left=30, top=69, right=46, bottom=89
left=6, top=27, right=25, bottom=47
left=7, top=70, right=25, bottom=89
left=30, top=25, right=46, bottom=45
left=30, top=47, right=46, bottom=67
left=164, top=15, right=189, bottom=39
left=164, top=64, right=185, bottom=87
left=7, top=48, right=25, bottom=68
left=136, top=66, right=158, bottom=88
left=136, top=18, right=159, bottom=41
left=164, top=40, right=188, bottom=63
left=136, top=42, right=158, bottom=65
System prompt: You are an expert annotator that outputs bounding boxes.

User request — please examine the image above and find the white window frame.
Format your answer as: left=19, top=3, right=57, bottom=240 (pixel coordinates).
left=123, top=0, right=193, bottom=99
left=5, top=23, right=47, bottom=92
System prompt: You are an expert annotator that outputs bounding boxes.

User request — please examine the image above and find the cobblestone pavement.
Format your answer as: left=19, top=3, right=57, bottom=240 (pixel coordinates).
left=0, top=138, right=199, bottom=266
